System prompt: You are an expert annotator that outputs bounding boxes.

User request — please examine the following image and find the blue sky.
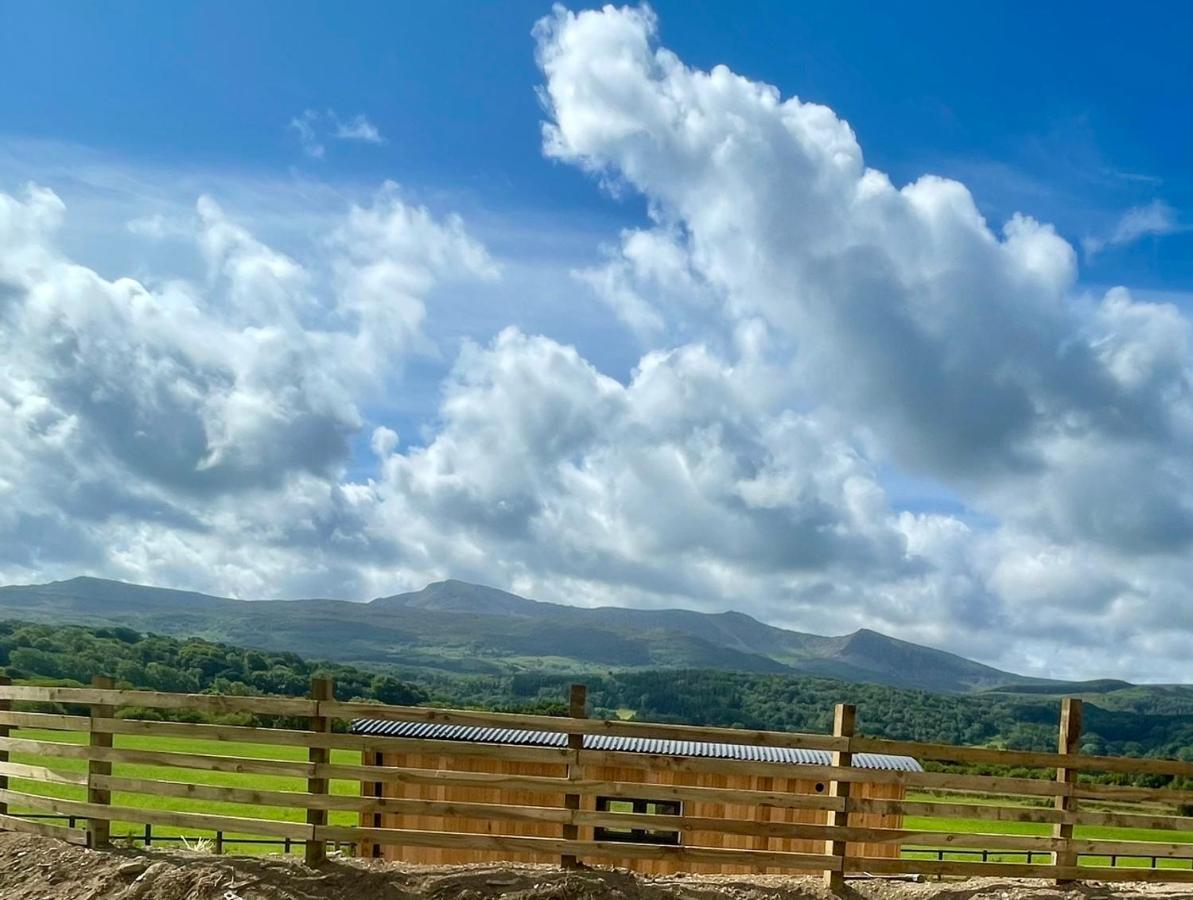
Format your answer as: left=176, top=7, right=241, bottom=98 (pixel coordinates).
left=4, top=1, right=1189, bottom=287
left=2, top=2, right=1192, bottom=680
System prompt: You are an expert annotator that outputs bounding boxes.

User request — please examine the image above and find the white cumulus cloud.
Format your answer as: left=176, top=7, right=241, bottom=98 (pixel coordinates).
left=6, top=6, right=1193, bottom=682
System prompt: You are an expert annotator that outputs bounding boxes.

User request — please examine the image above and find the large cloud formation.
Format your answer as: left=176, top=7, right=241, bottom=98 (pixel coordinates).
left=3, top=5, right=1193, bottom=680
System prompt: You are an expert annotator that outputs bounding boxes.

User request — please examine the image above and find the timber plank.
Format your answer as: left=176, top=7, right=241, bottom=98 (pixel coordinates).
left=315, top=762, right=845, bottom=811
left=851, top=798, right=1070, bottom=825
left=852, top=798, right=1193, bottom=833
left=575, top=810, right=1067, bottom=851
left=91, top=718, right=314, bottom=747
left=853, top=737, right=1193, bottom=780
left=314, top=825, right=842, bottom=870
left=850, top=856, right=1193, bottom=882
left=0, top=736, right=314, bottom=777
left=0, top=685, right=314, bottom=716
left=91, top=776, right=316, bottom=810
left=0, top=711, right=90, bottom=731
left=0, top=761, right=88, bottom=787
left=0, top=788, right=312, bottom=839
left=0, top=812, right=88, bottom=844
left=1070, top=838, right=1193, bottom=858
left=1075, top=784, right=1193, bottom=804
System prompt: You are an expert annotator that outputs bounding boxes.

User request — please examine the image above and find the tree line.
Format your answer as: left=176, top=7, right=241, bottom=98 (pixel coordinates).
left=0, top=620, right=426, bottom=717
left=4, top=620, right=1192, bottom=783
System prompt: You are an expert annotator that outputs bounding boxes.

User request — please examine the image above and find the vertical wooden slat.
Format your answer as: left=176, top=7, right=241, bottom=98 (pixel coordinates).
left=371, top=749, right=386, bottom=859
left=87, top=675, right=115, bottom=849
left=0, top=677, right=9, bottom=821
left=561, top=683, right=587, bottom=869
left=304, top=676, right=334, bottom=866
left=1053, top=697, right=1084, bottom=884
left=357, top=749, right=384, bottom=860
left=753, top=775, right=774, bottom=873
left=822, top=703, right=855, bottom=892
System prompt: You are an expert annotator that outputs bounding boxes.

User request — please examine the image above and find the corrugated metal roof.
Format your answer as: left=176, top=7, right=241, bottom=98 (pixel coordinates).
left=350, top=718, right=922, bottom=772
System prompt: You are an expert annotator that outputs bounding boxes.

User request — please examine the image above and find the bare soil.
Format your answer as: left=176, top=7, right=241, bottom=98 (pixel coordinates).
left=2, top=833, right=1193, bottom=900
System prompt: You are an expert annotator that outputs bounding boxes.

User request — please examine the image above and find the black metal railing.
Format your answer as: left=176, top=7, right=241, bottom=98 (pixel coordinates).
left=9, top=814, right=356, bottom=856
left=902, top=846, right=1193, bottom=869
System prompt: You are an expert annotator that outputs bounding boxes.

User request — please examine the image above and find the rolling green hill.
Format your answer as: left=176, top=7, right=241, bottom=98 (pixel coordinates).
left=0, top=576, right=1150, bottom=695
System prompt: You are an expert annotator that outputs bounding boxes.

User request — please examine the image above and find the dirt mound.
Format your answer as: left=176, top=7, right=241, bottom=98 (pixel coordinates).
left=2, top=833, right=1193, bottom=900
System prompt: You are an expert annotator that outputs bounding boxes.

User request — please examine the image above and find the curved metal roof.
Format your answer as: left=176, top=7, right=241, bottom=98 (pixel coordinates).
left=350, top=718, right=922, bottom=772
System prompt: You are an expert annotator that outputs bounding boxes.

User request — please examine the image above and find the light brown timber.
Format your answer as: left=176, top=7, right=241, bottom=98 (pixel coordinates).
left=86, top=675, right=114, bottom=849
left=823, top=703, right=855, bottom=892
left=0, top=787, right=311, bottom=839
left=562, top=683, right=587, bottom=868
left=315, top=824, right=842, bottom=870
left=304, top=676, right=334, bottom=866
left=0, top=684, right=315, bottom=716
left=1054, top=698, right=1084, bottom=884
left=0, top=761, right=88, bottom=786
left=0, top=736, right=315, bottom=777
left=0, top=812, right=87, bottom=844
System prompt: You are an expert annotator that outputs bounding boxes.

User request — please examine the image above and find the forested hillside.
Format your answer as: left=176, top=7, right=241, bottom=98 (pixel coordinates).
left=0, top=621, right=426, bottom=708
left=4, top=620, right=1192, bottom=766
left=421, top=669, right=1193, bottom=763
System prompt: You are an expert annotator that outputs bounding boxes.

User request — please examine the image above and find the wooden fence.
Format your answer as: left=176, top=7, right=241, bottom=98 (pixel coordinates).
left=1, top=678, right=1193, bottom=888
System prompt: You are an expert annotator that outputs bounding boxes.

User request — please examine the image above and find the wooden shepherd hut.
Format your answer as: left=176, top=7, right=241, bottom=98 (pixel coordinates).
left=351, top=717, right=922, bottom=874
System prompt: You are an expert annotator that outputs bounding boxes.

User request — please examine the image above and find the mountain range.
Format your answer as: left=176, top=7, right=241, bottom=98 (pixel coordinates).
left=0, top=576, right=1133, bottom=694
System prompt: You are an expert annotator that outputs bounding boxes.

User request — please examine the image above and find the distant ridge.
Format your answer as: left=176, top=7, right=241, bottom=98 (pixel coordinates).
left=0, top=575, right=1091, bottom=693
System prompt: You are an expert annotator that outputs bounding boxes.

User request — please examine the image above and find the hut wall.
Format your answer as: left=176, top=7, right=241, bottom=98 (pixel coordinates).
left=361, top=750, right=567, bottom=865
left=578, top=762, right=904, bottom=875
left=365, top=750, right=906, bottom=873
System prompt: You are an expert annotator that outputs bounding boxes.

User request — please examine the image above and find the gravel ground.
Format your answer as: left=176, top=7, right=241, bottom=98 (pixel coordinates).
left=2, top=833, right=1193, bottom=900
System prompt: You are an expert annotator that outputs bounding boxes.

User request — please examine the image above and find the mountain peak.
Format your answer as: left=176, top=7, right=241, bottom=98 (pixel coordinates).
left=46, top=575, right=125, bottom=589
left=373, top=579, right=543, bottom=616
left=0, top=574, right=1093, bottom=693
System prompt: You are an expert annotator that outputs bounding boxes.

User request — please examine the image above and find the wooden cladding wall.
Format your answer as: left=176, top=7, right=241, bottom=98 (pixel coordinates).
left=359, top=749, right=906, bottom=873
left=1, top=682, right=1193, bottom=888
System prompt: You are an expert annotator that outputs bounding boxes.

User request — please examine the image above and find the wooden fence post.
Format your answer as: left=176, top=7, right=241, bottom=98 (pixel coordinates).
left=87, top=675, right=115, bottom=849
left=304, top=676, right=334, bottom=866
left=0, top=676, right=10, bottom=822
left=822, top=703, right=855, bottom=893
left=1053, top=697, right=1084, bottom=884
left=561, top=683, right=587, bottom=869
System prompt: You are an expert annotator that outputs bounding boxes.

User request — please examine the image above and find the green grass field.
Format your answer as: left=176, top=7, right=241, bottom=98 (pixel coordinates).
left=901, top=792, right=1193, bottom=871
left=8, top=727, right=363, bottom=854
left=7, top=728, right=1193, bottom=868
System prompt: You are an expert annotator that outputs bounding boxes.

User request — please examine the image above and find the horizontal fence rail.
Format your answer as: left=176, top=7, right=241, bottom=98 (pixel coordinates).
left=1, top=680, right=1192, bottom=887
left=10, top=812, right=1192, bottom=872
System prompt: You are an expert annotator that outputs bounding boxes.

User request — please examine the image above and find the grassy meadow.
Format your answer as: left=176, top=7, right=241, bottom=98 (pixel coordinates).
left=8, top=727, right=363, bottom=854
left=901, top=792, right=1193, bottom=871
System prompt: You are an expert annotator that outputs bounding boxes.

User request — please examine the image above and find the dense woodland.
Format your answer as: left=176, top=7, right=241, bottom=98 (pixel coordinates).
left=429, top=670, right=1193, bottom=764
left=0, top=620, right=427, bottom=712
left=3, top=620, right=1192, bottom=774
